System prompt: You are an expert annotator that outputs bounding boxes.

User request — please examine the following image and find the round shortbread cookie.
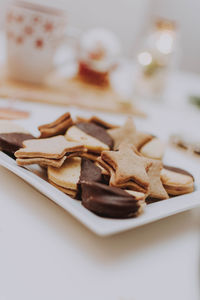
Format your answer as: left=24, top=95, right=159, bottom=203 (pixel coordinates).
left=48, top=157, right=82, bottom=190
left=140, top=138, right=165, bottom=160
left=161, top=166, right=194, bottom=196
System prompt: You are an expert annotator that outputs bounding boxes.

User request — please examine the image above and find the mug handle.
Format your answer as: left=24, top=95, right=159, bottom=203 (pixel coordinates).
left=53, top=26, right=81, bottom=70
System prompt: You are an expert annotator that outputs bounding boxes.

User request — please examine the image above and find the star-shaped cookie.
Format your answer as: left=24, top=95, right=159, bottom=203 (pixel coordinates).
left=101, top=143, right=151, bottom=192
left=15, top=135, right=85, bottom=159
left=147, top=159, right=169, bottom=200
left=97, top=155, right=148, bottom=193
left=15, top=135, right=86, bottom=167
left=107, top=117, right=152, bottom=150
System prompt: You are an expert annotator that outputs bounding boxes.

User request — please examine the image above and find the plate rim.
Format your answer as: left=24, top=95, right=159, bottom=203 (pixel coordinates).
left=0, top=151, right=199, bottom=236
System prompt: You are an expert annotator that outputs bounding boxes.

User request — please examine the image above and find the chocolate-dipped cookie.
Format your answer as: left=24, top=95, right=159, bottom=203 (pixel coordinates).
left=81, top=181, right=145, bottom=218
left=79, top=157, right=102, bottom=184
left=48, top=157, right=102, bottom=198
left=65, top=122, right=113, bottom=154
left=101, top=143, right=151, bottom=194
left=0, top=120, right=34, bottom=155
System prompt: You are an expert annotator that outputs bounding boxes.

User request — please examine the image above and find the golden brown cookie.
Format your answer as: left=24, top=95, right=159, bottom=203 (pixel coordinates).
left=65, top=122, right=113, bottom=153
left=48, top=157, right=102, bottom=197
left=81, top=152, right=99, bottom=161
left=48, top=157, right=81, bottom=191
left=16, top=156, right=67, bottom=168
left=96, top=156, right=114, bottom=175
left=38, top=112, right=73, bottom=138
left=125, top=190, right=146, bottom=201
left=15, top=136, right=85, bottom=159
left=49, top=179, right=77, bottom=198
left=101, top=143, right=151, bottom=193
left=108, top=117, right=152, bottom=150
left=140, top=138, right=165, bottom=160
left=97, top=154, right=149, bottom=193
left=147, top=159, right=169, bottom=200
left=95, top=159, right=110, bottom=176
left=16, top=151, right=85, bottom=168
left=161, top=166, right=194, bottom=196
left=76, top=115, right=118, bottom=129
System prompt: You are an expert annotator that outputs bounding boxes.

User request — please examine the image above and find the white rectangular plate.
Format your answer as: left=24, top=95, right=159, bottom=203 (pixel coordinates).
left=0, top=99, right=199, bottom=236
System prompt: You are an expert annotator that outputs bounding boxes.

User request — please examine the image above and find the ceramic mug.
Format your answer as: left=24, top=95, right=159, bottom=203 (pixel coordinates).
left=5, top=1, right=76, bottom=84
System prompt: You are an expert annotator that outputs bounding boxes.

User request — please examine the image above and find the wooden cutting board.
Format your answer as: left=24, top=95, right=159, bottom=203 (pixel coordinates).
left=0, top=68, right=146, bottom=117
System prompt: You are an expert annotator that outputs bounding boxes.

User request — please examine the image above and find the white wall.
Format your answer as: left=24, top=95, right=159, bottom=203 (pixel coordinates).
left=1, top=0, right=200, bottom=73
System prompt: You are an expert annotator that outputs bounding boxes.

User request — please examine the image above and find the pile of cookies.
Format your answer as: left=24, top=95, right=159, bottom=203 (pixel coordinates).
left=0, top=113, right=195, bottom=219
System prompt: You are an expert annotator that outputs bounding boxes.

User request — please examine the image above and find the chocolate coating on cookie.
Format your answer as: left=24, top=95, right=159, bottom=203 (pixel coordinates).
left=0, top=132, right=35, bottom=154
left=76, top=158, right=103, bottom=199
left=76, top=122, right=113, bottom=148
left=79, top=157, right=102, bottom=184
left=163, top=165, right=194, bottom=181
left=81, top=182, right=143, bottom=218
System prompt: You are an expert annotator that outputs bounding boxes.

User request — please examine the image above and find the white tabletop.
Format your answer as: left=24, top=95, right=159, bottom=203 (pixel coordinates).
left=0, top=71, right=200, bottom=300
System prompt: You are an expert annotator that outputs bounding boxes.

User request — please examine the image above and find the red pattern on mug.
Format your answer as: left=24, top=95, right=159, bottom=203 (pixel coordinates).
left=16, top=15, right=24, bottom=23
left=44, top=22, right=53, bottom=32
left=24, top=26, right=33, bottom=35
left=33, top=16, right=40, bottom=23
left=16, top=36, right=24, bottom=44
left=35, top=39, right=43, bottom=48
left=6, top=2, right=67, bottom=83
left=7, top=12, right=14, bottom=23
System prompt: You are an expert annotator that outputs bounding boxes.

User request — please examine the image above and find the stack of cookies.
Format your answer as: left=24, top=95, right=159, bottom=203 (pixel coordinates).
left=0, top=112, right=194, bottom=219
left=97, top=143, right=169, bottom=202
left=15, top=136, right=86, bottom=168
left=48, top=157, right=103, bottom=198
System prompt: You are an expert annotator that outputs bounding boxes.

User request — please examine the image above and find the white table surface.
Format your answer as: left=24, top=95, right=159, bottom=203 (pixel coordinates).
left=0, top=71, right=200, bottom=300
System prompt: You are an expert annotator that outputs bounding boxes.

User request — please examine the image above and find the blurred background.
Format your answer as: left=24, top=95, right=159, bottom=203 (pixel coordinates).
left=1, top=0, right=199, bottom=73
left=0, top=2, right=200, bottom=300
